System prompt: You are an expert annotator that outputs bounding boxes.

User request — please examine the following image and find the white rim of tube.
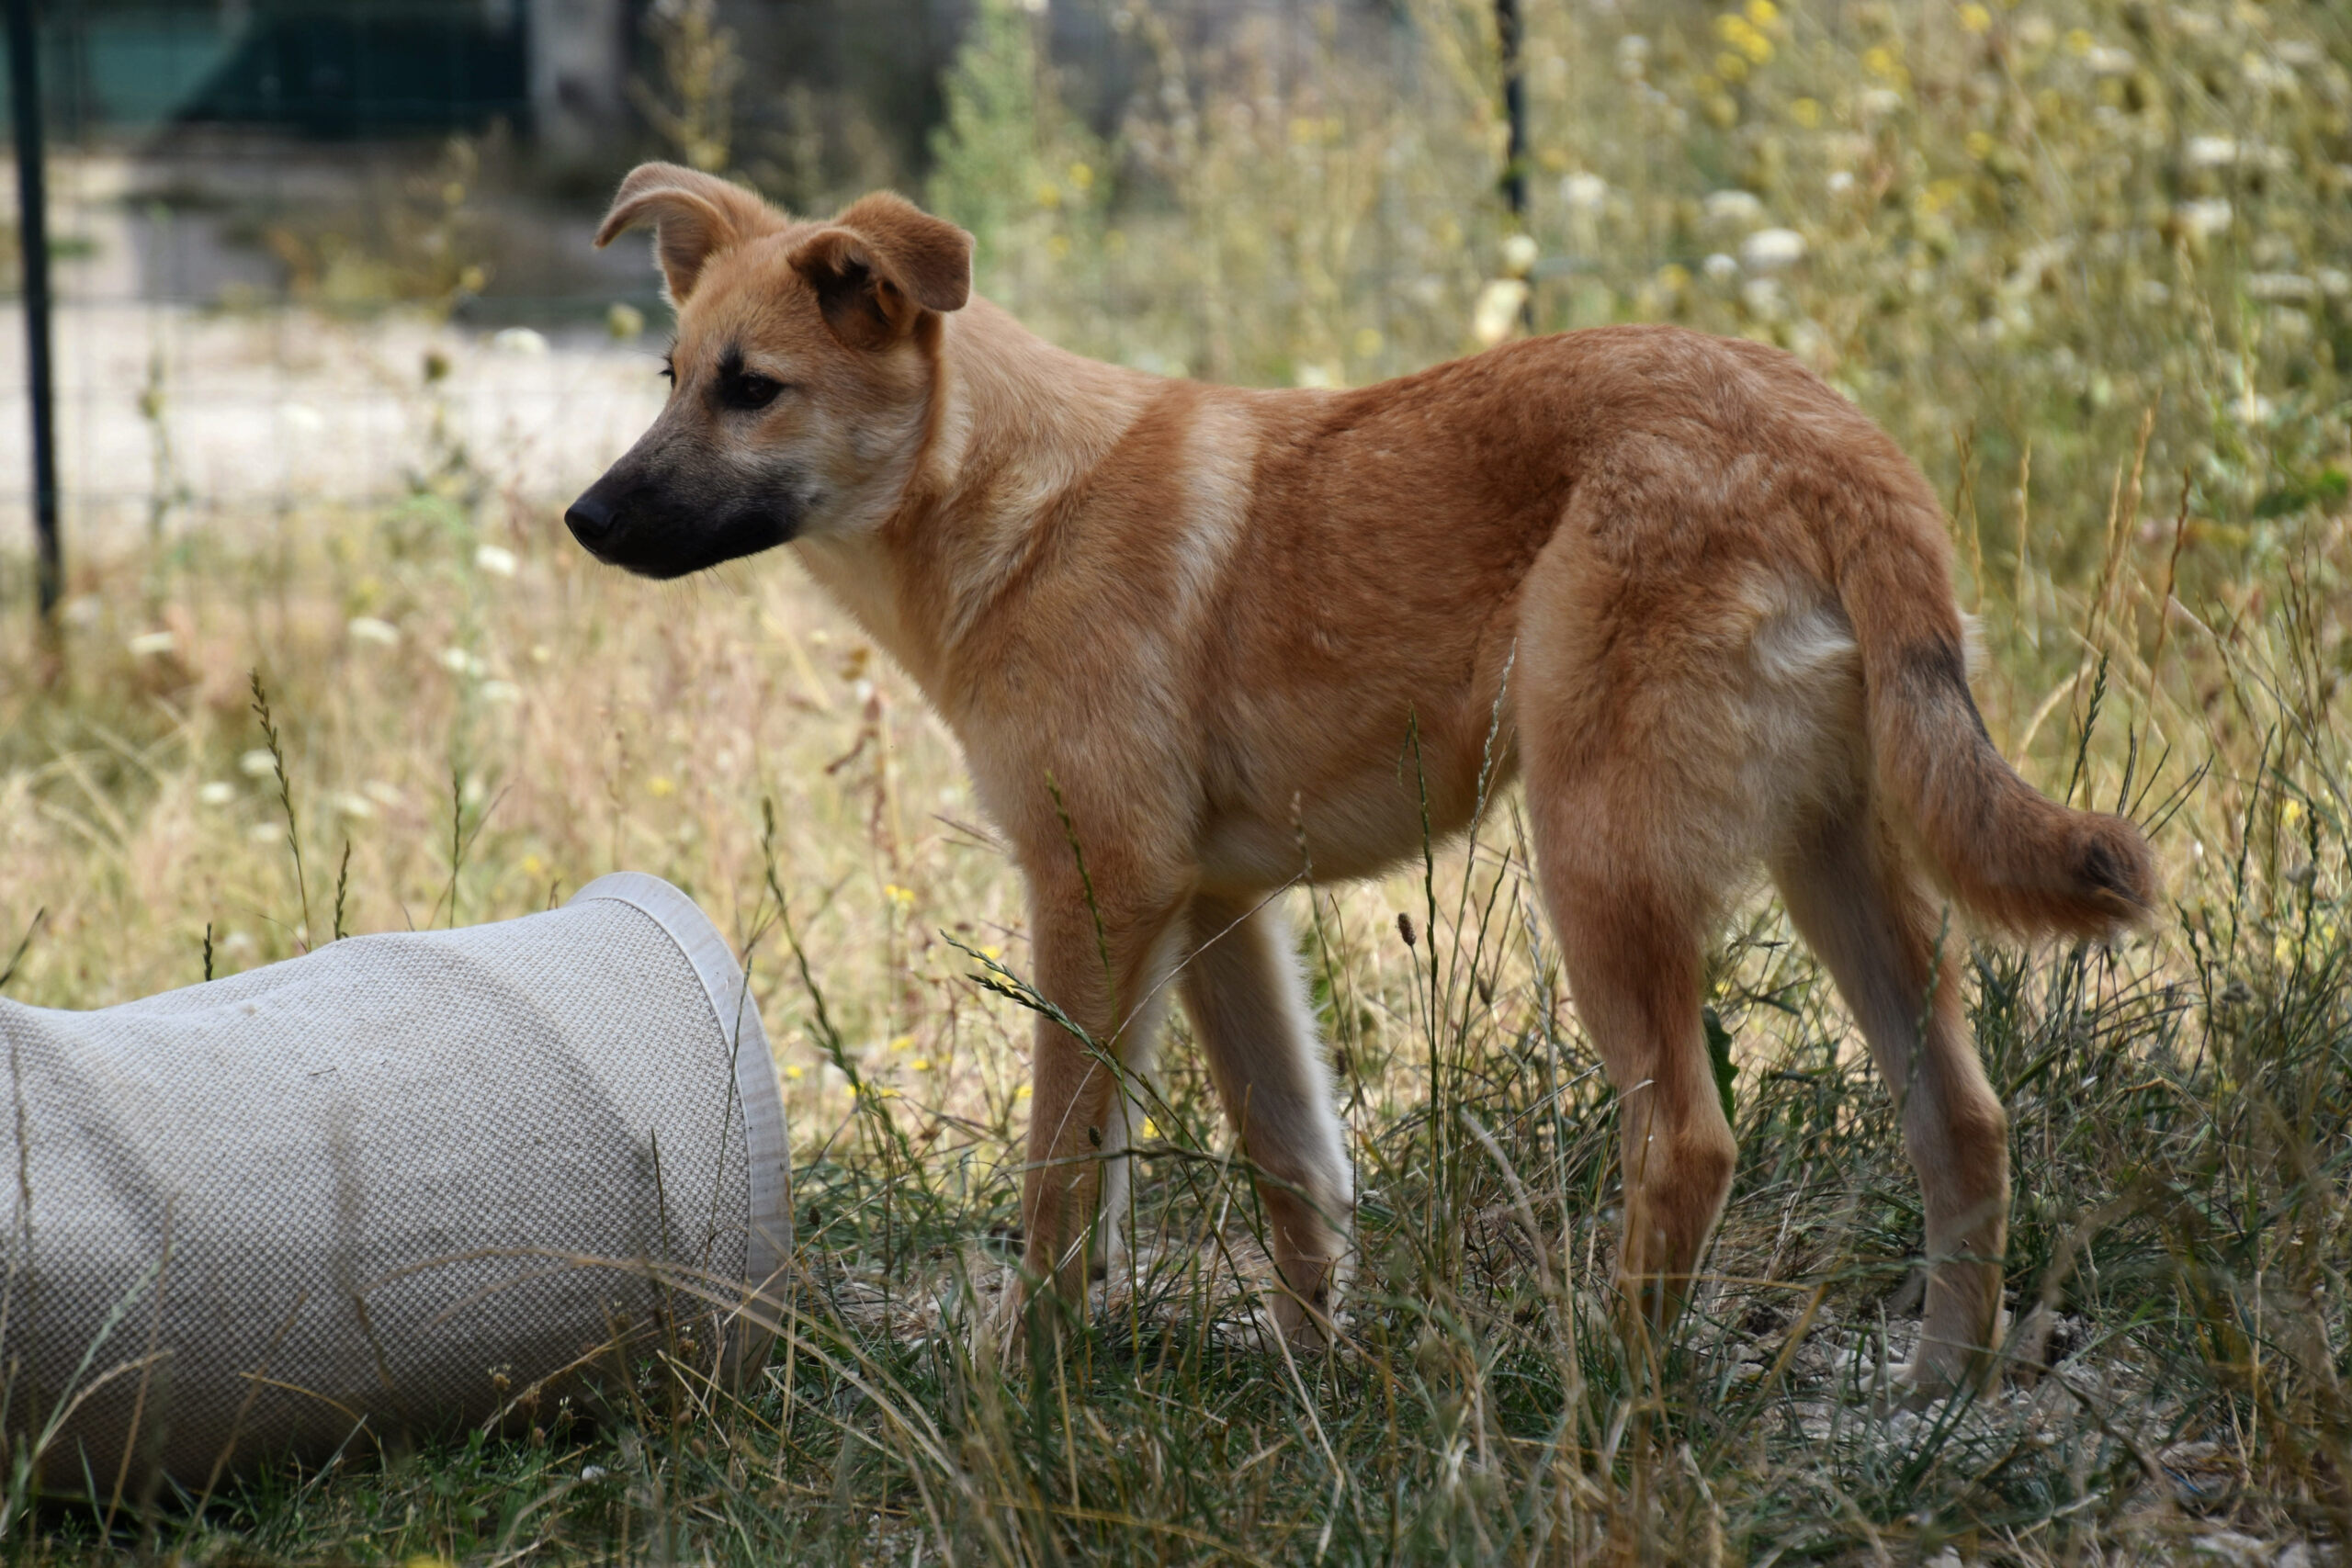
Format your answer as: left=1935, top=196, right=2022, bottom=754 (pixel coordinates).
left=568, top=874, right=791, bottom=1313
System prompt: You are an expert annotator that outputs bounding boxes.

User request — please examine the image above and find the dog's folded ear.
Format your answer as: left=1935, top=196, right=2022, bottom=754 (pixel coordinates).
left=789, top=194, right=974, bottom=351
left=595, top=163, right=782, bottom=303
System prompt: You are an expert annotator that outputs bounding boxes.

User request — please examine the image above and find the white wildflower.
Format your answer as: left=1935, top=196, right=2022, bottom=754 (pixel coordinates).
left=126, top=630, right=175, bottom=658
left=239, top=749, right=277, bottom=778
left=2185, top=136, right=2238, bottom=170
left=491, top=326, right=549, bottom=356
left=1739, top=228, right=1807, bottom=271
left=1561, top=173, right=1608, bottom=212
left=1500, top=233, right=1539, bottom=278
left=1703, top=189, right=1766, bottom=228
left=2246, top=273, right=2317, bottom=303
left=480, top=680, right=523, bottom=705
left=347, top=615, right=400, bottom=646
left=1472, top=279, right=1530, bottom=347
left=2181, top=136, right=2287, bottom=175
left=1702, top=253, right=1740, bottom=284
left=2176, top=199, right=2233, bottom=238
left=198, top=781, right=235, bottom=807
left=2085, top=46, right=2136, bottom=76
left=332, top=791, right=377, bottom=821
left=278, top=402, right=325, bottom=434
left=1740, top=276, right=1784, bottom=318
left=474, top=544, right=519, bottom=578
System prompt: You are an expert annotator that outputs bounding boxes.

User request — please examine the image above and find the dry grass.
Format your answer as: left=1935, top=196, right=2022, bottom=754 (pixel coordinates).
left=3, top=0, right=2350, bottom=1561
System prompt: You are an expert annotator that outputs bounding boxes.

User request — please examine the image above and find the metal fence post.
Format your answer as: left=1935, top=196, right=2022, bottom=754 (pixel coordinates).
left=1495, top=0, right=1527, bottom=221
left=6, top=0, right=58, bottom=623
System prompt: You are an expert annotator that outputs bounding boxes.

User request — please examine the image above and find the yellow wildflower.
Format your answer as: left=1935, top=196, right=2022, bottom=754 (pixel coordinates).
left=1716, top=14, right=1772, bottom=63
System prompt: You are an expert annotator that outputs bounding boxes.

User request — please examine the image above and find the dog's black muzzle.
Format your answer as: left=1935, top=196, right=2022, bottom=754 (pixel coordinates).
left=564, top=468, right=801, bottom=581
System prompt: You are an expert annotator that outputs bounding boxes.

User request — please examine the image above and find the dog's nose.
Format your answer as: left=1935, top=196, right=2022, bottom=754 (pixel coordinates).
left=564, top=489, right=621, bottom=548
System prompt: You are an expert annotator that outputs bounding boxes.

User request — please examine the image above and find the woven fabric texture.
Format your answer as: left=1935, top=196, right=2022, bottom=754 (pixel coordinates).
left=0, top=875, right=786, bottom=1491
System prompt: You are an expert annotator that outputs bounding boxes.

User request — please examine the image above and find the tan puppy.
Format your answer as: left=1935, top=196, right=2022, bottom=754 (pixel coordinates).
left=570, top=165, right=2154, bottom=1393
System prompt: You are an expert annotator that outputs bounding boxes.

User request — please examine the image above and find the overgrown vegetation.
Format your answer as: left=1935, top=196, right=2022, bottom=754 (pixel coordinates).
left=3, top=0, right=2350, bottom=1561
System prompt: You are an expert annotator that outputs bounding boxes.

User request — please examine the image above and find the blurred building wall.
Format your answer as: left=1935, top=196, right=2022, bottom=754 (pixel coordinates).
left=527, top=0, right=629, bottom=164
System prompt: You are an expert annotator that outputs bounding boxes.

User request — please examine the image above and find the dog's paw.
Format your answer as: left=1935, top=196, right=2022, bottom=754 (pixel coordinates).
left=1268, top=1279, right=1346, bottom=1356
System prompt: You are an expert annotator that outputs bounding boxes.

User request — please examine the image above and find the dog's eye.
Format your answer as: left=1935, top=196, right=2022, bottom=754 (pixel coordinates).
left=658, top=358, right=675, bottom=385
left=722, top=372, right=786, bottom=412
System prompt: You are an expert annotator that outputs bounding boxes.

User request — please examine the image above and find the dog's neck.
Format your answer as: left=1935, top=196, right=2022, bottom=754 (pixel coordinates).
left=793, top=298, right=1159, bottom=703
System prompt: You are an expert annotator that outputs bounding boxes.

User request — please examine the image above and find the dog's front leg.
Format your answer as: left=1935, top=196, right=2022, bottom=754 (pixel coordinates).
left=1016, top=873, right=1182, bottom=1336
left=1179, top=890, right=1351, bottom=1345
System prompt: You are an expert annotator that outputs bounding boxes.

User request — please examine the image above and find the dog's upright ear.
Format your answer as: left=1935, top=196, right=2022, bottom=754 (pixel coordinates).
left=788, top=193, right=974, bottom=351
left=594, top=163, right=781, bottom=303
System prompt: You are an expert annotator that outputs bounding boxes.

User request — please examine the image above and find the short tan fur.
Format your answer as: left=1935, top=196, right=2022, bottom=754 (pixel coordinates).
left=573, top=166, right=2155, bottom=1394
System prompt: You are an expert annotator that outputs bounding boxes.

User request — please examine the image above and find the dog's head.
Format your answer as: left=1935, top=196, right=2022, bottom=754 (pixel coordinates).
left=566, top=164, right=973, bottom=579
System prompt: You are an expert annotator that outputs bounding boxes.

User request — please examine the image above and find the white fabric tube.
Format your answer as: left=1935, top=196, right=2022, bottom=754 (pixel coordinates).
left=0, top=872, right=788, bottom=1492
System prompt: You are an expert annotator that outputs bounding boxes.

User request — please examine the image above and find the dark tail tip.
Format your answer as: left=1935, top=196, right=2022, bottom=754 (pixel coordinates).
left=2057, top=811, right=2157, bottom=935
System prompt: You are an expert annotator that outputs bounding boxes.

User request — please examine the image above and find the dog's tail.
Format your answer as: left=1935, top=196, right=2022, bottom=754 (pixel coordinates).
left=1831, top=479, right=2154, bottom=941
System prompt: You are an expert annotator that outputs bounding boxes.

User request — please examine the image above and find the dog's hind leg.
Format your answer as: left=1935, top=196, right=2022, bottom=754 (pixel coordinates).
left=1771, top=806, right=2008, bottom=1396
left=1513, top=520, right=1746, bottom=1338
left=1529, top=816, right=1736, bottom=1333
left=1179, top=889, right=1352, bottom=1345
